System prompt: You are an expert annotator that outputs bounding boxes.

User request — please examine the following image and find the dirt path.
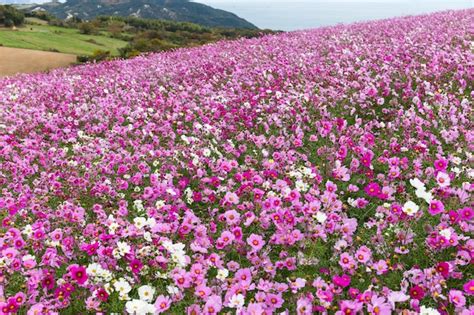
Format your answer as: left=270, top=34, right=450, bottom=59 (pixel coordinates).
left=0, top=46, right=76, bottom=77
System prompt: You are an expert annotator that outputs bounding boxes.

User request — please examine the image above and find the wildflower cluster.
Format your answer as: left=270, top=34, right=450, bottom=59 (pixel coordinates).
left=0, top=9, right=472, bottom=314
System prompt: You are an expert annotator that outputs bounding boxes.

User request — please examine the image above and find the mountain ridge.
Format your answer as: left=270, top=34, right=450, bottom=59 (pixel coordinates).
left=22, top=0, right=258, bottom=29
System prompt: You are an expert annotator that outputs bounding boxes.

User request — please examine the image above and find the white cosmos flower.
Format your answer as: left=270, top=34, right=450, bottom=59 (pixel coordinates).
left=409, top=178, right=425, bottom=190
left=166, top=285, right=179, bottom=295
left=166, top=188, right=177, bottom=196
left=22, top=254, right=35, bottom=262
left=228, top=294, right=245, bottom=309
left=315, top=211, right=327, bottom=223
left=22, top=224, right=33, bottom=236
left=146, top=217, right=156, bottom=228
left=86, top=263, right=101, bottom=277
left=415, top=188, right=433, bottom=203
left=347, top=198, right=357, bottom=207
left=402, top=201, right=419, bottom=216
left=171, top=252, right=187, bottom=267
left=134, top=217, right=147, bottom=230
left=387, top=291, right=409, bottom=308
left=125, top=299, right=155, bottom=314
left=138, top=285, right=155, bottom=302
left=114, top=278, right=132, bottom=295
left=451, top=156, right=461, bottom=165
left=216, top=268, right=229, bottom=281
left=451, top=167, right=461, bottom=175
left=419, top=305, right=440, bottom=315
left=295, top=180, right=309, bottom=192
left=143, top=231, right=152, bottom=242
left=439, top=228, right=452, bottom=239
left=117, top=241, right=131, bottom=256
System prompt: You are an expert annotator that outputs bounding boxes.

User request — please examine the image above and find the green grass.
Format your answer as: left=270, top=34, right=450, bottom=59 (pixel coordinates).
left=0, top=24, right=127, bottom=55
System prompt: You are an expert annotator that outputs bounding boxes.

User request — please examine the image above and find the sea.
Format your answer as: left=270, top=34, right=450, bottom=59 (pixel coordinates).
left=195, top=0, right=473, bottom=31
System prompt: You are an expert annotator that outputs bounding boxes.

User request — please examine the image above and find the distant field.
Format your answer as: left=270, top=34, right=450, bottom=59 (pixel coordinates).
left=0, top=24, right=127, bottom=56
left=0, top=46, right=76, bottom=77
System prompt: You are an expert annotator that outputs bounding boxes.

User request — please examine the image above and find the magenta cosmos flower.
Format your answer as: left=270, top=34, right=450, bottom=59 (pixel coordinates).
left=463, top=279, right=474, bottom=296
left=69, top=264, right=88, bottom=285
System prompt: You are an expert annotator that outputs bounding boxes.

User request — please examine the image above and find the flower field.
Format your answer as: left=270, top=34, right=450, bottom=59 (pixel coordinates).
left=0, top=9, right=473, bottom=315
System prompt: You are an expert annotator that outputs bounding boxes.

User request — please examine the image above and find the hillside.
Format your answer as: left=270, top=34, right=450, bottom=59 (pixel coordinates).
left=0, top=23, right=127, bottom=55
left=0, top=9, right=472, bottom=315
left=30, top=0, right=257, bottom=29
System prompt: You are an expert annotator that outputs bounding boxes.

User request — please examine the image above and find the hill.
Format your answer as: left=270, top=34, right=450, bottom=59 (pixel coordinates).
left=0, top=23, right=127, bottom=55
left=29, top=0, right=257, bottom=29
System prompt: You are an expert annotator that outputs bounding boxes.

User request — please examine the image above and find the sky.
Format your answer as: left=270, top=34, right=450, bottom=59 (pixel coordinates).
left=194, top=0, right=473, bottom=30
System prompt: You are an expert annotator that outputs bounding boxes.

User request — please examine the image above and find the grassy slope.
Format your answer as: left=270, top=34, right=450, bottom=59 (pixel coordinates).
left=0, top=24, right=127, bottom=55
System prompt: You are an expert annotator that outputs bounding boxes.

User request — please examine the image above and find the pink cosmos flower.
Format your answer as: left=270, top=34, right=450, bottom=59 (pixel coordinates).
left=13, top=292, right=26, bottom=305
left=203, top=295, right=222, bottom=314
left=2, top=248, right=17, bottom=260
left=449, top=290, right=466, bottom=308
left=355, top=198, right=369, bottom=208
left=247, top=234, right=265, bottom=252
left=355, top=246, right=372, bottom=264
left=339, top=252, right=356, bottom=270
left=234, top=268, right=252, bottom=286
left=224, top=192, right=239, bottom=205
left=368, top=296, right=392, bottom=315
left=266, top=293, right=283, bottom=309
left=319, top=289, right=335, bottom=304
left=224, top=210, right=241, bottom=225
left=436, top=172, right=450, bottom=187
left=217, top=230, right=235, bottom=248
left=155, top=295, right=171, bottom=314
left=23, top=258, right=36, bottom=269
left=373, top=260, right=388, bottom=275
left=194, top=284, right=212, bottom=299
left=337, top=300, right=363, bottom=315
left=27, top=303, right=48, bottom=315
left=296, top=297, right=312, bottom=315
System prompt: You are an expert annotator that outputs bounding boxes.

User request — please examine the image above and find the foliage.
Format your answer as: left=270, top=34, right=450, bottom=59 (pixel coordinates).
left=91, top=16, right=275, bottom=58
left=77, top=49, right=111, bottom=63
left=0, top=5, right=24, bottom=27
left=77, top=22, right=98, bottom=35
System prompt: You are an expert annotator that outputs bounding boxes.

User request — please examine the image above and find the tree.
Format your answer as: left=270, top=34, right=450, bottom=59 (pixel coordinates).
left=78, top=22, right=97, bottom=35
left=0, top=5, right=25, bottom=27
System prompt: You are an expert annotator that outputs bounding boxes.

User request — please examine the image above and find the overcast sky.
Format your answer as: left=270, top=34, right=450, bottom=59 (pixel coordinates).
left=194, top=0, right=468, bottom=3
left=193, top=0, right=473, bottom=30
